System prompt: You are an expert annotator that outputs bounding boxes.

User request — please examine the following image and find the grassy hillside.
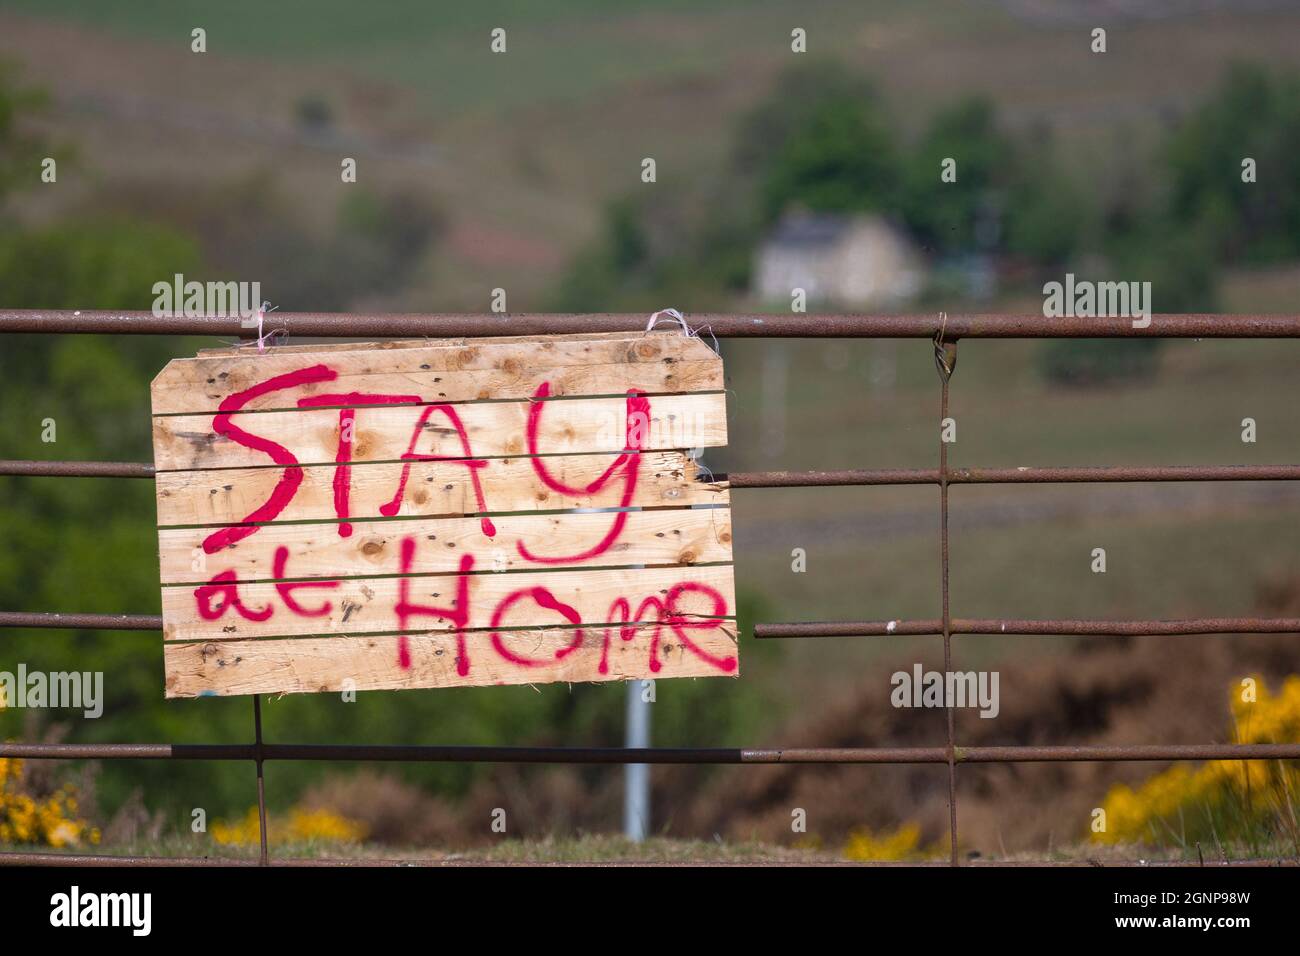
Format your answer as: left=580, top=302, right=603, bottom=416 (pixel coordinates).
left=4, top=2, right=1300, bottom=305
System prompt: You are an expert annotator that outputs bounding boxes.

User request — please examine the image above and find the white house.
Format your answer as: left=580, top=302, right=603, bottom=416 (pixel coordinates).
left=753, top=211, right=924, bottom=308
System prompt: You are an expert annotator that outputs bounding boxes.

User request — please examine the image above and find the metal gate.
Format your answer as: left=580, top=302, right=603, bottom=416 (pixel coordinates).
left=2, top=310, right=1299, bottom=866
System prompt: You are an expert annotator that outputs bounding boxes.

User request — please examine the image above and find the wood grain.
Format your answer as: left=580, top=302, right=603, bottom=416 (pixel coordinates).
left=155, top=451, right=725, bottom=527
left=162, top=563, right=736, bottom=643
left=153, top=332, right=721, bottom=414
left=164, top=622, right=740, bottom=698
left=159, top=507, right=733, bottom=583
left=153, top=392, right=726, bottom=471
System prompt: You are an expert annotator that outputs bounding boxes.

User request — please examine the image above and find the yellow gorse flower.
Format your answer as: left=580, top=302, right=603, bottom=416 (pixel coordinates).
left=843, top=822, right=939, bottom=861
left=211, top=806, right=367, bottom=847
left=0, top=683, right=99, bottom=847
left=0, top=769, right=99, bottom=847
left=1093, top=676, right=1300, bottom=845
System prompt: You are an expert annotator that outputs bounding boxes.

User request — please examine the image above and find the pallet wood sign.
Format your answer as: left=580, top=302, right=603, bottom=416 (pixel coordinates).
left=150, top=331, right=737, bottom=698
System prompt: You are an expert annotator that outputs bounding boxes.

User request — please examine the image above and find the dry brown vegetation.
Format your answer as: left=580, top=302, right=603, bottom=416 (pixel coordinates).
left=289, top=574, right=1300, bottom=859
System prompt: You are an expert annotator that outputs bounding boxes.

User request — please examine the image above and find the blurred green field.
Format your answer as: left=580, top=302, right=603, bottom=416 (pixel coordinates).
left=5, top=2, right=1300, bottom=304
left=718, top=332, right=1300, bottom=700
left=0, top=1, right=986, bottom=113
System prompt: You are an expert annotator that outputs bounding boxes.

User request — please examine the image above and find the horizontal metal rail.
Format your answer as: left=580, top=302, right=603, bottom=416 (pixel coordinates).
left=3, top=310, right=1300, bottom=338
left=9, top=460, right=1300, bottom=485
left=0, top=459, right=156, bottom=479
left=4, top=742, right=1298, bottom=764
left=5, top=611, right=1300, bottom=638
left=724, top=465, right=1300, bottom=486
left=3, top=852, right=1293, bottom=867
left=0, top=611, right=164, bottom=630
left=755, top=618, right=1300, bottom=639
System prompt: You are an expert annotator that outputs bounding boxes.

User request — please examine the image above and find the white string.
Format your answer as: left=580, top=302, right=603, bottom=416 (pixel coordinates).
left=646, top=307, right=688, bottom=335
left=646, top=308, right=720, bottom=484
left=255, top=301, right=280, bottom=353
left=644, top=307, right=719, bottom=355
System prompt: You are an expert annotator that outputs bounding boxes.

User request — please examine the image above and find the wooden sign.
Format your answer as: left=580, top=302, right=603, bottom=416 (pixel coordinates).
left=150, top=332, right=737, bottom=698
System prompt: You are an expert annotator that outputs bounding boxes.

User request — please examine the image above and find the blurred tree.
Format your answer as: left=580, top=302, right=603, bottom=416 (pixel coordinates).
left=89, top=174, right=445, bottom=311
left=1039, top=170, right=1219, bottom=389
left=901, top=98, right=1012, bottom=255
left=0, top=61, right=52, bottom=211
left=732, top=62, right=881, bottom=187
left=1166, top=64, right=1300, bottom=264
left=1001, top=134, right=1090, bottom=268
left=549, top=197, right=650, bottom=311
left=0, top=212, right=210, bottom=812
left=757, top=92, right=899, bottom=222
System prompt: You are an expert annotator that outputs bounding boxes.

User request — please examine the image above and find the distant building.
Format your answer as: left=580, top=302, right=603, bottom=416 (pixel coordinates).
left=753, top=212, right=925, bottom=309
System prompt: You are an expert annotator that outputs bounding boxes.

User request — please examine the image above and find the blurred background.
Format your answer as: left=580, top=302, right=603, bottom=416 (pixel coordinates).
left=1, top=0, right=1299, bottom=861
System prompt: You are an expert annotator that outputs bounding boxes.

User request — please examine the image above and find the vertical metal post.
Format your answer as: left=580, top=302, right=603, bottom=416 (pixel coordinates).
left=934, top=331, right=960, bottom=867
left=573, top=497, right=649, bottom=841
left=623, top=680, right=651, bottom=841
left=253, top=694, right=269, bottom=865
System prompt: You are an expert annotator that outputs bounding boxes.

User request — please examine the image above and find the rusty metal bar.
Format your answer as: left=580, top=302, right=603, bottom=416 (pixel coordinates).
left=757, top=620, right=948, bottom=637
left=0, top=611, right=164, bottom=630
left=4, top=310, right=1300, bottom=338
left=724, top=465, right=1300, bottom=486
left=1, top=851, right=1294, bottom=867
left=0, top=743, right=256, bottom=759
left=3, top=741, right=1298, bottom=764
left=5, top=612, right=1299, bottom=636
left=0, top=459, right=155, bottom=478
left=0, top=852, right=266, bottom=867
left=253, top=695, right=270, bottom=866
left=957, top=744, right=1300, bottom=762
left=722, top=468, right=939, bottom=487
left=948, top=465, right=1300, bottom=483
left=755, top=617, right=1300, bottom=638
left=935, top=333, right=960, bottom=866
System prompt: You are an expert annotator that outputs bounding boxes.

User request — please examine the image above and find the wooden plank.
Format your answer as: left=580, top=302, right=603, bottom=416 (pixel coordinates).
left=159, top=507, right=733, bottom=583
left=164, top=622, right=741, bottom=698
left=153, top=392, right=727, bottom=471
left=161, top=563, right=736, bottom=643
left=154, top=450, right=725, bottom=527
left=153, top=332, right=721, bottom=414
left=152, top=331, right=737, bottom=697
left=155, top=358, right=720, bottom=416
